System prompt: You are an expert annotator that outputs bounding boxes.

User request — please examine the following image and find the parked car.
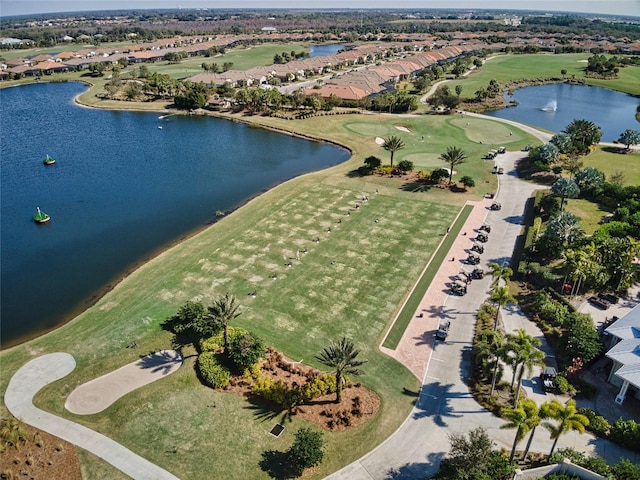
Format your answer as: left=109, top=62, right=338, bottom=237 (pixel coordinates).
left=471, top=268, right=485, bottom=279
left=479, top=224, right=491, bottom=233
left=490, top=202, right=502, bottom=210
left=497, top=146, right=506, bottom=154
left=466, top=253, right=481, bottom=265
left=588, top=295, right=611, bottom=310
left=455, top=273, right=471, bottom=285
left=541, top=367, right=558, bottom=393
left=599, top=292, right=619, bottom=304
left=436, top=321, right=450, bottom=340
left=471, top=243, right=484, bottom=254
left=450, top=280, right=467, bottom=296
left=476, top=232, right=488, bottom=243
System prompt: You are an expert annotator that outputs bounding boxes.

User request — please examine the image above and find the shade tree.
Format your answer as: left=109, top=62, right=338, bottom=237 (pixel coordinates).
left=619, top=128, right=640, bottom=150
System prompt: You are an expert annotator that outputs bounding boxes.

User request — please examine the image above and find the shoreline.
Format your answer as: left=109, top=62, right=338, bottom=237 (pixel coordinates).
left=1, top=84, right=354, bottom=350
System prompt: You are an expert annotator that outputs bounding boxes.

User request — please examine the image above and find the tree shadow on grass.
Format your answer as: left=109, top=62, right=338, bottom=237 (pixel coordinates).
left=601, top=145, right=627, bottom=154
left=400, top=181, right=432, bottom=193
left=259, top=450, right=297, bottom=480
left=244, top=396, right=297, bottom=425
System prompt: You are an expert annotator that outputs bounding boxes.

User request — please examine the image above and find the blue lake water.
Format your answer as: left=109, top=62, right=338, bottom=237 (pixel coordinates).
left=0, top=82, right=350, bottom=347
left=484, top=83, right=640, bottom=142
left=309, top=44, right=346, bottom=57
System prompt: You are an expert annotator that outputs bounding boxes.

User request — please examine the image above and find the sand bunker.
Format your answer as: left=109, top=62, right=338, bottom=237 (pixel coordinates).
left=375, top=137, right=385, bottom=145
left=65, top=350, right=182, bottom=415
left=395, top=126, right=411, bottom=132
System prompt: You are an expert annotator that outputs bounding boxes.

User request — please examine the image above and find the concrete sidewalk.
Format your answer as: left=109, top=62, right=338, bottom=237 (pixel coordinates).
left=5, top=352, right=181, bottom=480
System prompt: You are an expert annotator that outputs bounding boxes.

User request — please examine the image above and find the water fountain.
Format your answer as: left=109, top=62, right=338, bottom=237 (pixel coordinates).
left=541, top=99, right=557, bottom=112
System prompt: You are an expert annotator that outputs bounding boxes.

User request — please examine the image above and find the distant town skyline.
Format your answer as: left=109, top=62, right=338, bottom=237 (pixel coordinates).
left=1, top=1, right=639, bottom=18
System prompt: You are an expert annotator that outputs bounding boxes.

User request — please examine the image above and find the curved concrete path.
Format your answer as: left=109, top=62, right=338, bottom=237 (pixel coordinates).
left=5, top=352, right=181, bottom=480
left=66, top=349, right=182, bottom=415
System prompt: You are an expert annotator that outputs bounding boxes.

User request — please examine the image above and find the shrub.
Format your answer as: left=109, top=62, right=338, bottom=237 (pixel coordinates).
left=610, top=418, right=640, bottom=452
left=577, top=407, right=610, bottom=437
left=397, top=159, right=414, bottom=172
left=554, top=374, right=575, bottom=395
left=302, top=374, right=336, bottom=401
left=430, top=168, right=449, bottom=183
left=228, top=332, right=265, bottom=370
left=197, top=352, right=231, bottom=388
left=611, top=458, right=640, bottom=480
left=377, top=165, right=394, bottom=175
left=459, top=176, right=475, bottom=189
left=200, top=326, right=248, bottom=352
left=287, top=427, right=325, bottom=473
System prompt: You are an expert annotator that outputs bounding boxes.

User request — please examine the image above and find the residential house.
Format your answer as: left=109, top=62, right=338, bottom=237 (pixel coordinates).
left=604, top=304, right=640, bottom=404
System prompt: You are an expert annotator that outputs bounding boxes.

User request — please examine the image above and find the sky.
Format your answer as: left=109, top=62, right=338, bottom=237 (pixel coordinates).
left=1, top=1, right=639, bottom=18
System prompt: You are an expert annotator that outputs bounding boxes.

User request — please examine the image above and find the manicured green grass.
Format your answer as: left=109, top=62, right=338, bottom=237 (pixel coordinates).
left=382, top=204, right=473, bottom=349
left=448, top=53, right=640, bottom=98
left=146, top=43, right=309, bottom=79
left=586, top=65, right=640, bottom=96
left=582, top=146, right=640, bottom=186
left=564, top=198, right=613, bottom=235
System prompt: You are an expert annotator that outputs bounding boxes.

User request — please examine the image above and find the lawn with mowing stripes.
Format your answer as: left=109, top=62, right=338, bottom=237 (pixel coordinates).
left=382, top=204, right=473, bottom=350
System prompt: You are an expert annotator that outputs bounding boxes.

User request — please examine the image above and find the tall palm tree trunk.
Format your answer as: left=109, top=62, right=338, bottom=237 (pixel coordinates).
left=490, top=357, right=500, bottom=395
left=511, top=363, right=520, bottom=389
left=510, top=426, right=522, bottom=462
left=335, top=370, right=343, bottom=403
left=514, top=373, right=524, bottom=407
left=549, top=436, right=560, bottom=458
left=521, top=426, right=538, bottom=461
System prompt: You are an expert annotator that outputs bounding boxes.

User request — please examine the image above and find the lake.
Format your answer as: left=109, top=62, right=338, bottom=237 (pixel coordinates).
left=0, top=82, right=350, bottom=347
left=309, top=44, right=346, bottom=57
left=485, top=83, right=640, bottom=142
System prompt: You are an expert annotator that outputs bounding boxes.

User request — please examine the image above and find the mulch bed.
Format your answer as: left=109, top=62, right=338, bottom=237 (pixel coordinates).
left=0, top=422, right=81, bottom=480
left=223, top=348, right=380, bottom=431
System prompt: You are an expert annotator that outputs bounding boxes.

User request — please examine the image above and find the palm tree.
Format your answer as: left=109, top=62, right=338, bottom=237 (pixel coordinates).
left=207, top=293, right=242, bottom=351
left=439, top=146, right=467, bottom=184
left=541, top=399, right=589, bottom=458
left=488, top=262, right=513, bottom=288
left=504, top=330, right=542, bottom=396
left=500, top=398, right=540, bottom=462
left=513, top=346, right=545, bottom=407
left=381, top=136, right=405, bottom=168
left=563, top=119, right=602, bottom=154
left=520, top=401, right=544, bottom=462
left=489, top=285, right=516, bottom=331
left=315, top=337, right=367, bottom=403
left=474, top=331, right=506, bottom=395
left=551, top=178, right=580, bottom=211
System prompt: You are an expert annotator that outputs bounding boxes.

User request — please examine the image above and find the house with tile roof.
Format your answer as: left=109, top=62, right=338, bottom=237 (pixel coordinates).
left=604, top=304, right=640, bottom=404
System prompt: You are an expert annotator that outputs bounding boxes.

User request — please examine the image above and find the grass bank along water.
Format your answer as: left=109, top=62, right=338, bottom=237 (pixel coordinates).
left=0, top=81, right=350, bottom=348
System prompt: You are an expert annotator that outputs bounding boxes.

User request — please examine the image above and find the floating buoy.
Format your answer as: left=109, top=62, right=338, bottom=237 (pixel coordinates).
left=33, top=207, right=50, bottom=224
